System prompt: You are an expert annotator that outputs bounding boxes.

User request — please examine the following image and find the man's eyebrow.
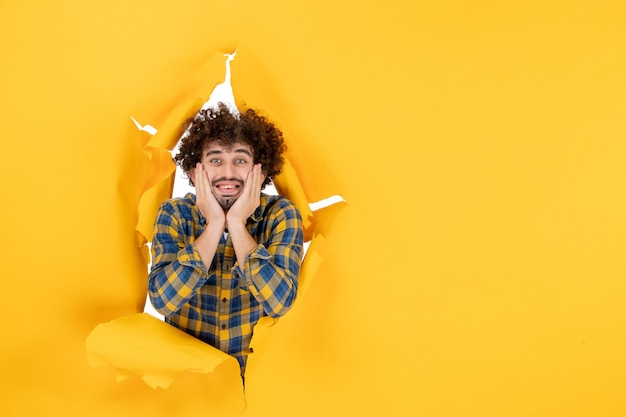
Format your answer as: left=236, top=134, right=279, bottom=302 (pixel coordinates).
left=233, top=148, right=252, bottom=157
left=204, top=148, right=252, bottom=157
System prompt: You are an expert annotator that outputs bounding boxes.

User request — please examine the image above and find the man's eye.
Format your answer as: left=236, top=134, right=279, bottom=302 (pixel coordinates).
left=236, top=159, right=247, bottom=164
left=210, top=158, right=220, bottom=164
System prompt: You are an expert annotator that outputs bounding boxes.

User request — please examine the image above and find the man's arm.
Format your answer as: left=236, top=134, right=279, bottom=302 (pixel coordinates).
left=149, top=164, right=229, bottom=317
left=233, top=198, right=304, bottom=318
left=192, top=162, right=227, bottom=268
left=226, top=165, right=304, bottom=317
left=147, top=201, right=214, bottom=317
left=226, top=163, right=265, bottom=268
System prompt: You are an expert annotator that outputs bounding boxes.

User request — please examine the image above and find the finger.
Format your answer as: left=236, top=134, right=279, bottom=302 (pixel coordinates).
left=258, top=164, right=267, bottom=187
left=202, top=168, right=219, bottom=203
left=245, top=165, right=260, bottom=198
left=195, top=163, right=205, bottom=195
left=201, top=164, right=213, bottom=195
left=252, top=164, right=263, bottom=195
left=198, top=164, right=214, bottom=203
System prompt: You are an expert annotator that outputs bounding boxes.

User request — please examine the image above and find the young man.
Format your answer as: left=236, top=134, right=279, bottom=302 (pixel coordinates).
left=148, top=104, right=304, bottom=376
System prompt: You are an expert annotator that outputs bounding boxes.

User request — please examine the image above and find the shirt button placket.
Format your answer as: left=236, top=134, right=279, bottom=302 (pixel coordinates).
left=219, top=243, right=234, bottom=351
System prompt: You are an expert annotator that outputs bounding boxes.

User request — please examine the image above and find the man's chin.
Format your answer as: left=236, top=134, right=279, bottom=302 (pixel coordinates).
left=216, top=196, right=238, bottom=210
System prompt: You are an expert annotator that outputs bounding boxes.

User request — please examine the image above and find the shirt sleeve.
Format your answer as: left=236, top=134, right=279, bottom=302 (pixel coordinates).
left=233, top=198, right=304, bottom=318
left=147, top=200, right=211, bottom=317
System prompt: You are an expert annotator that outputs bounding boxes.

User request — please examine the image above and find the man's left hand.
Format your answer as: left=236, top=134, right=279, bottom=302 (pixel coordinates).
left=226, top=163, right=264, bottom=228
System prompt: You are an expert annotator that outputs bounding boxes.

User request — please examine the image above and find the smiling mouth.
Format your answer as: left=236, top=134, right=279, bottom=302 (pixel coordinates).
left=216, top=184, right=239, bottom=194
left=213, top=179, right=243, bottom=196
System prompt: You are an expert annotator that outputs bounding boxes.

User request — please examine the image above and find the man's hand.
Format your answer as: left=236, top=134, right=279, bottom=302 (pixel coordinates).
left=193, top=163, right=226, bottom=230
left=226, top=163, right=264, bottom=229
left=226, top=163, right=264, bottom=267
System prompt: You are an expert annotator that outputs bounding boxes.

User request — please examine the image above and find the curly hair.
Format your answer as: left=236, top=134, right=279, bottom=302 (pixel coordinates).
left=174, top=103, right=287, bottom=188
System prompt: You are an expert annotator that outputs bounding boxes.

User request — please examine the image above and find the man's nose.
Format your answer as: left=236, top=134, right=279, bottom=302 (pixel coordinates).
left=222, top=162, right=235, bottom=178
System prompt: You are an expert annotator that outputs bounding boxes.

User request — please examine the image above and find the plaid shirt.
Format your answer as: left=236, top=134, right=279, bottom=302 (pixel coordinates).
left=148, top=192, right=303, bottom=373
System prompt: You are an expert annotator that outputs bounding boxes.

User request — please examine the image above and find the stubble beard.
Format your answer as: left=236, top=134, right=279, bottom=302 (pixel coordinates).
left=216, top=196, right=236, bottom=211
left=212, top=177, right=243, bottom=211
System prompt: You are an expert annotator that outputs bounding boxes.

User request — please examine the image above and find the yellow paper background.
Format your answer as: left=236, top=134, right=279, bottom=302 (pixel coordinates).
left=2, top=1, right=626, bottom=416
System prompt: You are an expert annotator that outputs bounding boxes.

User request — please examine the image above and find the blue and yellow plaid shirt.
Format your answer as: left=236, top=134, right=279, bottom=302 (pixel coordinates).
left=148, top=192, right=303, bottom=372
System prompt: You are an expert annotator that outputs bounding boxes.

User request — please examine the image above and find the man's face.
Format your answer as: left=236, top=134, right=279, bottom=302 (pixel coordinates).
left=197, top=141, right=255, bottom=210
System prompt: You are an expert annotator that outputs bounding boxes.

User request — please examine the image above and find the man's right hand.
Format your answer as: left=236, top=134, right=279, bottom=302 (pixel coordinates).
left=193, top=163, right=226, bottom=231
left=192, top=163, right=226, bottom=269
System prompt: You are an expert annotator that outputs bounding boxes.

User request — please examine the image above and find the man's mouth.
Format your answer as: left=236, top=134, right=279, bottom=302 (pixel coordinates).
left=213, top=179, right=243, bottom=196
left=216, top=184, right=239, bottom=195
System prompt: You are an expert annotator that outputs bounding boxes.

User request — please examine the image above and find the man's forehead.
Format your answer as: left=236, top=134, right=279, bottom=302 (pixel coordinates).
left=203, top=141, right=253, bottom=154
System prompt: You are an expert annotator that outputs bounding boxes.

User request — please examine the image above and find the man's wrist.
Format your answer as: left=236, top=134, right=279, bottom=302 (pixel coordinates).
left=203, top=219, right=226, bottom=235
left=225, top=220, right=247, bottom=234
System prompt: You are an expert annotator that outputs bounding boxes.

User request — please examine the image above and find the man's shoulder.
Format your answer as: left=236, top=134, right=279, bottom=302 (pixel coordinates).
left=258, top=193, right=302, bottom=221
left=260, top=193, right=297, bottom=210
left=158, top=193, right=197, bottom=215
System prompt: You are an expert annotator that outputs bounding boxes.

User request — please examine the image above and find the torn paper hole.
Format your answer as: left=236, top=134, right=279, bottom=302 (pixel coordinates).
left=129, top=116, right=157, bottom=136
left=138, top=51, right=340, bottom=333
left=309, top=195, right=345, bottom=212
